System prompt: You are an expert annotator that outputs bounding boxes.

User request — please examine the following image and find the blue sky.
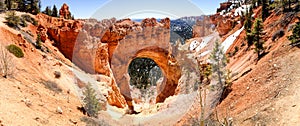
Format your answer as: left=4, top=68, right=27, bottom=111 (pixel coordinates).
left=41, top=0, right=224, bottom=19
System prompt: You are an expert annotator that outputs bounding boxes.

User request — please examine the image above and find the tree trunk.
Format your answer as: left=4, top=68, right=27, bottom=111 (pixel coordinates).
left=288, top=0, right=291, bottom=11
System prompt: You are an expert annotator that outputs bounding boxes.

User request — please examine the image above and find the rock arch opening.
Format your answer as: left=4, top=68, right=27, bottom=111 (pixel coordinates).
left=128, top=58, right=163, bottom=108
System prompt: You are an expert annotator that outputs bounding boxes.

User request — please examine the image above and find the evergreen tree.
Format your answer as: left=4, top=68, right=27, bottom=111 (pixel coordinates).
left=27, top=0, right=40, bottom=14
left=210, top=41, right=227, bottom=88
left=0, top=1, right=4, bottom=10
left=17, top=0, right=24, bottom=11
left=296, top=0, right=300, bottom=12
left=38, top=0, right=41, bottom=12
left=43, top=6, right=51, bottom=16
left=288, top=20, right=300, bottom=47
left=51, top=5, right=58, bottom=17
left=262, top=0, right=269, bottom=21
left=281, top=0, right=288, bottom=11
left=29, top=0, right=33, bottom=12
left=252, top=19, right=265, bottom=59
left=5, top=0, right=12, bottom=10
left=244, top=5, right=254, bottom=47
left=244, top=5, right=253, bottom=33
left=288, top=0, right=291, bottom=11
left=252, top=0, right=262, bottom=7
left=128, top=58, right=159, bottom=90
left=83, top=83, right=101, bottom=118
left=5, top=11, right=20, bottom=28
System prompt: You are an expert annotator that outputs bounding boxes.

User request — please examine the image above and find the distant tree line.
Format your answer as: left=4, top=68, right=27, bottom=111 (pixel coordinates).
left=243, top=0, right=300, bottom=60
left=0, top=0, right=41, bottom=14
left=42, top=5, right=58, bottom=17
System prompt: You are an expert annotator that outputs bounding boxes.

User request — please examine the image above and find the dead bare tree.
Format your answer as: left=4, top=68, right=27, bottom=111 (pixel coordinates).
left=0, top=45, right=14, bottom=78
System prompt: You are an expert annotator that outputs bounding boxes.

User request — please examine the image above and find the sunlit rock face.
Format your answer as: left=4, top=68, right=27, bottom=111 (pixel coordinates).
left=36, top=14, right=126, bottom=108
left=37, top=14, right=181, bottom=110
left=59, top=3, right=71, bottom=19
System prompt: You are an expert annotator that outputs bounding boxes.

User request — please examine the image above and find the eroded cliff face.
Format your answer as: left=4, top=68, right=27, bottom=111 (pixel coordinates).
left=36, top=13, right=181, bottom=111
left=209, top=1, right=244, bottom=37
left=36, top=13, right=127, bottom=108
left=193, top=16, right=214, bottom=38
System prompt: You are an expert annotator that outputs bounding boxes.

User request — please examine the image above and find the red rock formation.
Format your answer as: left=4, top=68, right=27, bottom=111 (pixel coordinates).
left=37, top=24, right=47, bottom=42
left=59, top=3, right=71, bottom=19
left=101, top=18, right=181, bottom=111
left=217, top=19, right=234, bottom=36
left=36, top=13, right=127, bottom=109
left=36, top=14, right=181, bottom=112
left=209, top=13, right=237, bottom=36
left=193, top=16, right=214, bottom=38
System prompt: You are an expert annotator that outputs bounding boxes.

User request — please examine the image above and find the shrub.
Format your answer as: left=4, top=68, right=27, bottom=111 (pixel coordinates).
left=32, top=19, right=38, bottom=26
left=21, top=14, right=38, bottom=26
left=35, top=33, right=42, bottom=49
left=272, top=29, right=285, bottom=41
left=54, top=71, right=61, bottom=78
left=83, top=83, right=101, bottom=118
left=5, top=11, right=20, bottom=28
left=246, top=32, right=254, bottom=47
left=41, top=80, right=62, bottom=93
left=21, top=14, right=32, bottom=22
left=230, top=46, right=239, bottom=57
left=20, top=18, right=27, bottom=27
left=6, top=44, right=24, bottom=58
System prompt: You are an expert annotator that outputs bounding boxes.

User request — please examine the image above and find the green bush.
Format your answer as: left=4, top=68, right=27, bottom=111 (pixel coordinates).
left=21, top=14, right=38, bottom=26
left=5, top=11, right=20, bottom=28
left=20, top=18, right=27, bottom=27
left=35, top=33, right=42, bottom=49
left=272, top=29, right=285, bottom=41
left=83, top=83, right=101, bottom=118
left=6, top=44, right=24, bottom=58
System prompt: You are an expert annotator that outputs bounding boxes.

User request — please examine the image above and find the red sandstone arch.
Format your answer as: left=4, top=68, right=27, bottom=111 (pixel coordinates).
left=110, top=46, right=181, bottom=110
left=101, top=18, right=181, bottom=111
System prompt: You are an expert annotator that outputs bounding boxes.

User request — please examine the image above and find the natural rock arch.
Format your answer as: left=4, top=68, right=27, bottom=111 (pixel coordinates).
left=110, top=46, right=181, bottom=110
left=100, top=18, right=181, bottom=110
left=40, top=14, right=182, bottom=110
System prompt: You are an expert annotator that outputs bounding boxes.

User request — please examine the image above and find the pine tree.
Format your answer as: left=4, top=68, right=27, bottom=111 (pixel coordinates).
left=17, top=0, right=26, bottom=11
left=288, top=0, right=291, bottom=11
left=51, top=5, right=58, bottom=17
left=210, top=41, right=227, bottom=88
left=244, top=5, right=253, bottom=33
left=262, top=0, right=269, bottom=21
left=83, top=83, right=101, bottom=118
left=252, top=0, right=262, bottom=7
left=281, top=0, right=288, bottom=11
left=252, top=19, right=265, bottom=59
left=244, top=5, right=254, bottom=47
left=288, top=20, right=300, bottom=47
left=296, top=0, right=300, bottom=12
left=0, top=1, right=3, bottom=10
left=43, top=6, right=51, bottom=16
left=27, top=0, right=40, bottom=14
left=5, top=0, right=12, bottom=10
left=5, top=11, right=20, bottom=28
